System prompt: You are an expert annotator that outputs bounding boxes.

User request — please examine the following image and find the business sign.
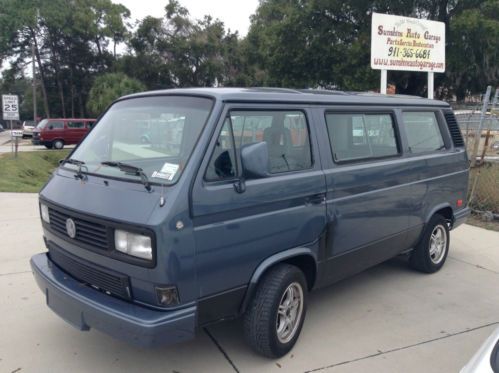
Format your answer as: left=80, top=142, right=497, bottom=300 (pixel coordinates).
left=2, top=94, right=20, bottom=120
left=371, top=13, right=445, bottom=72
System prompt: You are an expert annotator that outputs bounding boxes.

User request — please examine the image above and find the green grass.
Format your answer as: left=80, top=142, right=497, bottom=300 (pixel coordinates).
left=0, top=150, right=70, bottom=192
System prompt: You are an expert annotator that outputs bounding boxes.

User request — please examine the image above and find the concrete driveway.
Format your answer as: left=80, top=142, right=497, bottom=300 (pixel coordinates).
left=0, top=192, right=498, bottom=373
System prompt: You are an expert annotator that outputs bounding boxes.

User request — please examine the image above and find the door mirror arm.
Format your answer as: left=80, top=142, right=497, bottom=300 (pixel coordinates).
left=233, top=176, right=246, bottom=194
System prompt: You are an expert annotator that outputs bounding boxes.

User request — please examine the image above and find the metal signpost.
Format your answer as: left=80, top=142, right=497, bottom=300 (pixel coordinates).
left=371, top=13, right=446, bottom=98
left=2, top=94, right=20, bottom=156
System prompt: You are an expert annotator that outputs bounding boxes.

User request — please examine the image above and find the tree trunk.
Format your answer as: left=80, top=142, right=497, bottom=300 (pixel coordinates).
left=69, top=68, right=75, bottom=118
left=49, top=38, right=66, bottom=118
left=78, top=93, right=85, bottom=118
left=30, top=27, right=50, bottom=118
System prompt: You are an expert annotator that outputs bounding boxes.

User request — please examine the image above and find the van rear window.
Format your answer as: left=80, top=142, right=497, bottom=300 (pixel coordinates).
left=325, top=113, right=399, bottom=162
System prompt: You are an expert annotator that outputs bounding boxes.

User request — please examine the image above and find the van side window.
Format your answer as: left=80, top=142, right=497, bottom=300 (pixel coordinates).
left=87, top=121, right=95, bottom=128
left=68, top=121, right=85, bottom=128
left=232, top=111, right=312, bottom=174
left=325, top=113, right=398, bottom=162
left=205, top=118, right=237, bottom=181
left=403, top=112, right=445, bottom=153
left=49, top=121, right=64, bottom=129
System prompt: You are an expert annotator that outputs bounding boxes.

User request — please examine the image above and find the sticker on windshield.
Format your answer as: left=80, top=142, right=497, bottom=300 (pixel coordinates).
left=152, top=162, right=179, bottom=181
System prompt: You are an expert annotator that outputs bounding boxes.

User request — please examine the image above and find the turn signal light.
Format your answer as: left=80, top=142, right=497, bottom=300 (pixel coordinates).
left=457, top=199, right=463, bottom=207
left=156, top=286, right=180, bottom=306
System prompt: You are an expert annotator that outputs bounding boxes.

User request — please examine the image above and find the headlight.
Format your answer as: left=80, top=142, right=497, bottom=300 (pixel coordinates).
left=114, top=229, right=152, bottom=260
left=40, top=204, right=50, bottom=223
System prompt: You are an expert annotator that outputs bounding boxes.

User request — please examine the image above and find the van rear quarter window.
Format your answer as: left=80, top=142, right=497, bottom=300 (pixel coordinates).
left=325, top=112, right=399, bottom=162
left=403, top=111, right=445, bottom=153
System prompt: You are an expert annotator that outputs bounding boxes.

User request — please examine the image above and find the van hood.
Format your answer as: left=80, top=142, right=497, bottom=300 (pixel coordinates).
left=40, top=168, right=164, bottom=225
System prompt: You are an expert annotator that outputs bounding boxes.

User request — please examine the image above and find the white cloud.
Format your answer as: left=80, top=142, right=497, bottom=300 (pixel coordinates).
left=115, top=0, right=259, bottom=36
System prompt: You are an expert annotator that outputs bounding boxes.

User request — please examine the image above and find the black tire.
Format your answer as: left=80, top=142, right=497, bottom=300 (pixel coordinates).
left=44, top=143, right=53, bottom=149
left=53, top=140, right=64, bottom=149
left=409, top=214, right=450, bottom=273
left=243, top=264, right=308, bottom=358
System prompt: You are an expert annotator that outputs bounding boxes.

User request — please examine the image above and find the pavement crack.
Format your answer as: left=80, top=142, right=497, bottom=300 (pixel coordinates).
left=0, top=270, right=31, bottom=277
left=204, top=327, right=240, bottom=373
left=448, top=256, right=499, bottom=275
left=305, top=321, right=499, bottom=372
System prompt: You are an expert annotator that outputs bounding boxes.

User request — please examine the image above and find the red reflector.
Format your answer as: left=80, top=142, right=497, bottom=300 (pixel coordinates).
left=457, top=199, right=463, bottom=207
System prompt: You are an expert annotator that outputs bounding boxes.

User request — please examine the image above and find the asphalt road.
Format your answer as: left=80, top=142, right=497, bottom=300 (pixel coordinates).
left=0, top=192, right=498, bottom=372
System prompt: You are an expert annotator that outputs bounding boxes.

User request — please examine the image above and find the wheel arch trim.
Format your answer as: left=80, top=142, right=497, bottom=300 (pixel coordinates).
left=239, top=247, right=317, bottom=314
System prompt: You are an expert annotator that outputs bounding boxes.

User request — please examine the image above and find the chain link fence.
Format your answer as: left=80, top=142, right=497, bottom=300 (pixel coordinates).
left=454, top=86, right=499, bottom=221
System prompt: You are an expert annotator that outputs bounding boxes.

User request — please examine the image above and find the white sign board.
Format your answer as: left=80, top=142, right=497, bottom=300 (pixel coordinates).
left=2, top=94, right=20, bottom=120
left=371, top=13, right=445, bottom=73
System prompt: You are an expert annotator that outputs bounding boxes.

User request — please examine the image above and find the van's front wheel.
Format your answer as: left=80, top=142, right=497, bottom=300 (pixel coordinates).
left=410, top=214, right=450, bottom=273
left=243, top=264, right=307, bottom=358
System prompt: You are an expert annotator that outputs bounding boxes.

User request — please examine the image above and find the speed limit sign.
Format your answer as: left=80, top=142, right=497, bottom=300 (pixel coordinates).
left=2, top=94, right=20, bottom=120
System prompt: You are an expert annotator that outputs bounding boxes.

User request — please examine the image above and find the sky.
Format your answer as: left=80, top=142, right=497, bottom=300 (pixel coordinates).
left=115, top=0, right=260, bottom=36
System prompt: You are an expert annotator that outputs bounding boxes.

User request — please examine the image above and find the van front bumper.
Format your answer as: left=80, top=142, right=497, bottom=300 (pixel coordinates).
left=30, top=253, right=196, bottom=347
left=453, top=207, right=471, bottom=229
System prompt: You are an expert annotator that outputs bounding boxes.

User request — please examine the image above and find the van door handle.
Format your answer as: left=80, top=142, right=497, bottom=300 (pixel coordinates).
left=306, top=194, right=325, bottom=205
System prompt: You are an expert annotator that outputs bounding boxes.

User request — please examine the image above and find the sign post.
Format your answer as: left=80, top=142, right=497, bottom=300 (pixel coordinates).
left=2, top=94, right=20, bottom=155
left=371, top=13, right=446, bottom=98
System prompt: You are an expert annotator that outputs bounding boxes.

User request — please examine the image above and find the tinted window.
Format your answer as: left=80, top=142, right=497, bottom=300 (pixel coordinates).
left=48, top=121, right=64, bottom=129
left=67, top=121, right=85, bottom=128
left=87, top=121, right=95, bottom=128
left=403, top=112, right=444, bottom=153
left=206, top=110, right=312, bottom=181
left=325, top=113, right=398, bottom=161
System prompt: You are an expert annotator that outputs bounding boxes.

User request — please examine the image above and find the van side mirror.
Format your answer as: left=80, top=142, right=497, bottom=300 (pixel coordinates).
left=241, top=142, right=269, bottom=179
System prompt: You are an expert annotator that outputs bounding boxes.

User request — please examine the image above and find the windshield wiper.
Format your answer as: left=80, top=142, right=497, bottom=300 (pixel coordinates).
left=101, top=161, right=152, bottom=192
left=60, top=158, right=86, bottom=180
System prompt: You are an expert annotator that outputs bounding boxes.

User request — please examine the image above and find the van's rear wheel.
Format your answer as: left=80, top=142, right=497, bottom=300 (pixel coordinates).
left=409, top=214, right=450, bottom=273
left=243, top=264, right=307, bottom=358
left=53, top=140, right=64, bottom=149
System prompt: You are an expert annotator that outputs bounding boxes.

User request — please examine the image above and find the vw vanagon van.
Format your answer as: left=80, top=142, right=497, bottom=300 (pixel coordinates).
left=31, top=88, right=470, bottom=358
left=32, top=118, right=96, bottom=149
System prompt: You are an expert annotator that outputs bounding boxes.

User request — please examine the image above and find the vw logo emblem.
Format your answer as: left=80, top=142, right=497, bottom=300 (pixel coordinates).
left=66, top=218, right=76, bottom=239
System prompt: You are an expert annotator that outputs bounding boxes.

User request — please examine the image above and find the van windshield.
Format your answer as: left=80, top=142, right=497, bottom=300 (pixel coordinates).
left=64, top=95, right=213, bottom=184
left=36, top=119, right=49, bottom=129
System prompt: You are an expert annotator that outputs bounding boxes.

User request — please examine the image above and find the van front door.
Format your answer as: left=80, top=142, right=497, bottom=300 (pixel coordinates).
left=191, top=106, right=327, bottom=307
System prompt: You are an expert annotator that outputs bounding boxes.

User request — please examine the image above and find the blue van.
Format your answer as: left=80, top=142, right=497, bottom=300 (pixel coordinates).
left=31, top=88, right=470, bottom=357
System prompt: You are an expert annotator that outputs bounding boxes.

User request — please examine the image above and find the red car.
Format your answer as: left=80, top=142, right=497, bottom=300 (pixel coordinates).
left=32, top=118, right=96, bottom=149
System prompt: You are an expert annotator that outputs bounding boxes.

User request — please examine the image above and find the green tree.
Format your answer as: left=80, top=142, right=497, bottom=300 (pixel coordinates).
left=86, top=72, right=145, bottom=115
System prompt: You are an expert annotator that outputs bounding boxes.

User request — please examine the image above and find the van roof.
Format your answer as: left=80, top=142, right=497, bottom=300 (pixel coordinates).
left=122, top=87, right=449, bottom=107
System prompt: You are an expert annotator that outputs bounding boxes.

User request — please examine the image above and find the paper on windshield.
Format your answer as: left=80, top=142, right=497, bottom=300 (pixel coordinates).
left=152, top=162, right=179, bottom=181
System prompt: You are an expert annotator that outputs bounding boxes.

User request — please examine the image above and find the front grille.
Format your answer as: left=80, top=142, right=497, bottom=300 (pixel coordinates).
left=49, top=244, right=132, bottom=300
left=48, top=208, right=109, bottom=250
left=443, top=110, right=465, bottom=147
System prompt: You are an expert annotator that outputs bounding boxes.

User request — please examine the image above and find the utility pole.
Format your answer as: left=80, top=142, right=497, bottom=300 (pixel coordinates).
left=32, top=42, right=37, bottom=124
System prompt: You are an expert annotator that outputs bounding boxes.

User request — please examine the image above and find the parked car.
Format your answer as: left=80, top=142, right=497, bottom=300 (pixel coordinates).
left=32, top=118, right=96, bottom=149
left=461, top=326, right=499, bottom=372
left=30, top=88, right=470, bottom=358
left=22, top=120, right=36, bottom=138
